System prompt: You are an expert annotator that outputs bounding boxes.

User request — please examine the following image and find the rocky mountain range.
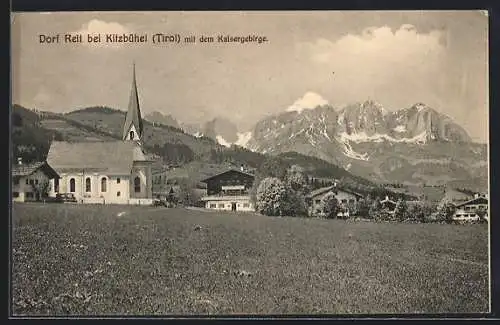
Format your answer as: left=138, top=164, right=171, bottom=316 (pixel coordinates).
left=138, top=98, right=486, bottom=191
left=242, top=99, right=486, bottom=190
left=15, top=93, right=487, bottom=192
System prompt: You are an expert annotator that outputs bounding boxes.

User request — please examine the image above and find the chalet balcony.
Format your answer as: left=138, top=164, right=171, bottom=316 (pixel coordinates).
left=203, top=185, right=251, bottom=199
left=201, top=195, right=251, bottom=202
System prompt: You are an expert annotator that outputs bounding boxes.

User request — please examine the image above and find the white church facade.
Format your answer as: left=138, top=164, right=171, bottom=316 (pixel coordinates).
left=46, top=63, right=154, bottom=205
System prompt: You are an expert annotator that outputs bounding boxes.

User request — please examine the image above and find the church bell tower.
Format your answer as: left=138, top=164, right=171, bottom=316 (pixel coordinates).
left=122, top=62, right=144, bottom=143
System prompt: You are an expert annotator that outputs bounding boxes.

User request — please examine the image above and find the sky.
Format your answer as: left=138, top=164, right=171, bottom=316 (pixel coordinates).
left=11, top=11, right=488, bottom=142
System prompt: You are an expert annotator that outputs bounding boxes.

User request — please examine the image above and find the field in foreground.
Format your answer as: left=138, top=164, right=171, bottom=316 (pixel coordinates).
left=11, top=203, right=489, bottom=315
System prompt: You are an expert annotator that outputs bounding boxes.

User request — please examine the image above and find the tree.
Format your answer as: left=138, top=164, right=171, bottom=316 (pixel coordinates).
left=394, top=199, right=409, bottom=222
left=177, top=179, right=200, bottom=207
left=476, top=207, right=488, bottom=223
left=355, top=198, right=370, bottom=218
left=435, top=198, right=457, bottom=223
left=408, top=200, right=436, bottom=223
left=255, top=177, right=287, bottom=216
left=32, top=180, right=51, bottom=201
left=280, top=188, right=308, bottom=217
left=368, top=198, right=382, bottom=219
left=318, top=192, right=340, bottom=219
left=285, top=165, right=309, bottom=194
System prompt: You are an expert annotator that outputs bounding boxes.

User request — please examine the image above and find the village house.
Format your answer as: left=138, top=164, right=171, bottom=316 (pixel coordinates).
left=380, top=195, right=397, bottom=213
left=12, top=159, right=59, bottom=202
left=452, top=193, right=488, bottom=222
left=200, top=168, right=255, bottom=212
left=45, top=63, right=154, bottom=205
left=305, top=185, right=363, bottom=217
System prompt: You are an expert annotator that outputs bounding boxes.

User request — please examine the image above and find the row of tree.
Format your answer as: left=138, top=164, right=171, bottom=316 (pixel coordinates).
left=250, top=159, right=485, bottom=224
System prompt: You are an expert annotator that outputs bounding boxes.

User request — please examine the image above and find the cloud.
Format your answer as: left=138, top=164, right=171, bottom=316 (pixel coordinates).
left=297, top=25, right=446, bottom=107
left=286, top=91, right=329, bottom=113
left=73, top=19, right=131, bottom=49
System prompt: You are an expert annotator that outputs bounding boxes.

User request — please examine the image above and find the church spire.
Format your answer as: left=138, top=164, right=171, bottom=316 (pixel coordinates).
left=122, top=61, right=144, bottom=141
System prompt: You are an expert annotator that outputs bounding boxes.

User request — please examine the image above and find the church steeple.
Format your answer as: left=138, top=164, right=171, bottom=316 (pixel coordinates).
left=122, top=62, right=144, bottom=142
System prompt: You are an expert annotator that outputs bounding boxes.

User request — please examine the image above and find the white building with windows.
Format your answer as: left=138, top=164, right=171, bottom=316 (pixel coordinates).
left=45, top=63, right=153, bottom=205
left=12, top=159, right=59, bottom=202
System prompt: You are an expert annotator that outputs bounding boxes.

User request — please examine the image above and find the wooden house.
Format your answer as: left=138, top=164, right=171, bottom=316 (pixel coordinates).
left=452, top=194, right=488, bottom=222
left=12, top=159, right=59, bottom=202
left=200, top=168, right=255, bottom=212
left=380, top=195, right=397, bottom=213
left=305, top=185, right=363, bottom=217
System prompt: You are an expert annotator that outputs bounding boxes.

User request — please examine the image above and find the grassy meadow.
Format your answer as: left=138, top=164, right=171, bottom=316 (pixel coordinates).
left=11, top=203, right=489, bottom=315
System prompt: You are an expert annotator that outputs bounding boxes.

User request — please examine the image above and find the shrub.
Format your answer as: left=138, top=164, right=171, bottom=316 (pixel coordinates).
left=355, top=198, right=370, bottom=218
left=394, top=199, right=409, bottom=222
left=368, top=199, right=382, bottom=219
left=285, top=165, right=309, bottom=195
left=318, top=192, right=340, bottom=219
left=32, top=180, right=51, bottom=201
left=281, top=188, right=308, bottom=217
left=408, top=201, right=436, bottom=223
left=435, top=198, right=457, bottom=223
left=255, top=177, right=287, bottom=216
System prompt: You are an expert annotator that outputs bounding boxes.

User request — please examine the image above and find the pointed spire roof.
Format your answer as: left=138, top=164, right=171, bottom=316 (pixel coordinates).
left=122, top=62, right=144, bottom=140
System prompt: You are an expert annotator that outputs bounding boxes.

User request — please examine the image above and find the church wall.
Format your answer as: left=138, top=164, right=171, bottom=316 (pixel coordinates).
left=130, top=163, right=152, bottom=199
left=50, top=173, right=131, bottom=204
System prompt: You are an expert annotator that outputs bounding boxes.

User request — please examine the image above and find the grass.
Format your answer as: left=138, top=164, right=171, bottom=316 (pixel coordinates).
left=11, top=203, right=489, bottom=316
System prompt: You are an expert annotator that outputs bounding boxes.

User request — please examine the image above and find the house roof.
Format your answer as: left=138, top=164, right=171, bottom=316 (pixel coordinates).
left=200, top=169, right=255, bottom=183
left=454, top=196, right=488, bottom=208
left=12, top=161, right=59, bottom=179
left=306, top=186, right=363, bottom=199
left=47, top=140, right=148, bottom=175
left=306, top=186, right=336, bottom=199
left=122, top=63, right=144, bottom=140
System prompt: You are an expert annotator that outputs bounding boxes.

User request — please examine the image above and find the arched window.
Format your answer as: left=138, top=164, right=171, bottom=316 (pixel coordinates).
left=134, top=176, right=141, bottom=193
left=70, top=178, right=76, bottom=193
left=101, top=177, right=107, bottom=192
left=129, top=130, right=135, bottom=140
left=85, top=177, right=91, bottom=192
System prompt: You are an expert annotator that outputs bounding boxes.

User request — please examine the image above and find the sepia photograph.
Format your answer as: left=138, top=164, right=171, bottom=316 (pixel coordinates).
left=10, top=10, right=489, bottom=316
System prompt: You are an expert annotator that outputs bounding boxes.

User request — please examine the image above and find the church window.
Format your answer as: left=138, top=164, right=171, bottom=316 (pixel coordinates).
left=69, top=178, right=76, bottom=192
left=85, top=177, right=91, bottom=192
left=117, top=178, right=121, bottom=184
left=101, top=177, right=107, bottom=192
left=134, top=176, right=141, bottom=192
left=54, top=178, right=59, bottom=193
left=117, top=191, right=121, bottom=197
left=130, top=130, right=135, bottom=140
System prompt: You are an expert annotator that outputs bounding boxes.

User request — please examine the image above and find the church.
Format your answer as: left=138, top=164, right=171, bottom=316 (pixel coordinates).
left=46, top=64, right=154, bottom=205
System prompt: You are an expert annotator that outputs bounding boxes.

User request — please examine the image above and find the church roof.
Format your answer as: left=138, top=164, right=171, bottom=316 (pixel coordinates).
left=122, top=63, right=144, bottom=140
left=47, top=141, right=147, bottom=175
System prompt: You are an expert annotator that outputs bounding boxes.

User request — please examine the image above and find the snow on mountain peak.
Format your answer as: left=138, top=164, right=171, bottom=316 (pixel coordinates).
left=235, top=131, right=253, bottom=148
left=215, top=135, right=231, bottom=148
left=286, top=92, right=329, bottom=113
